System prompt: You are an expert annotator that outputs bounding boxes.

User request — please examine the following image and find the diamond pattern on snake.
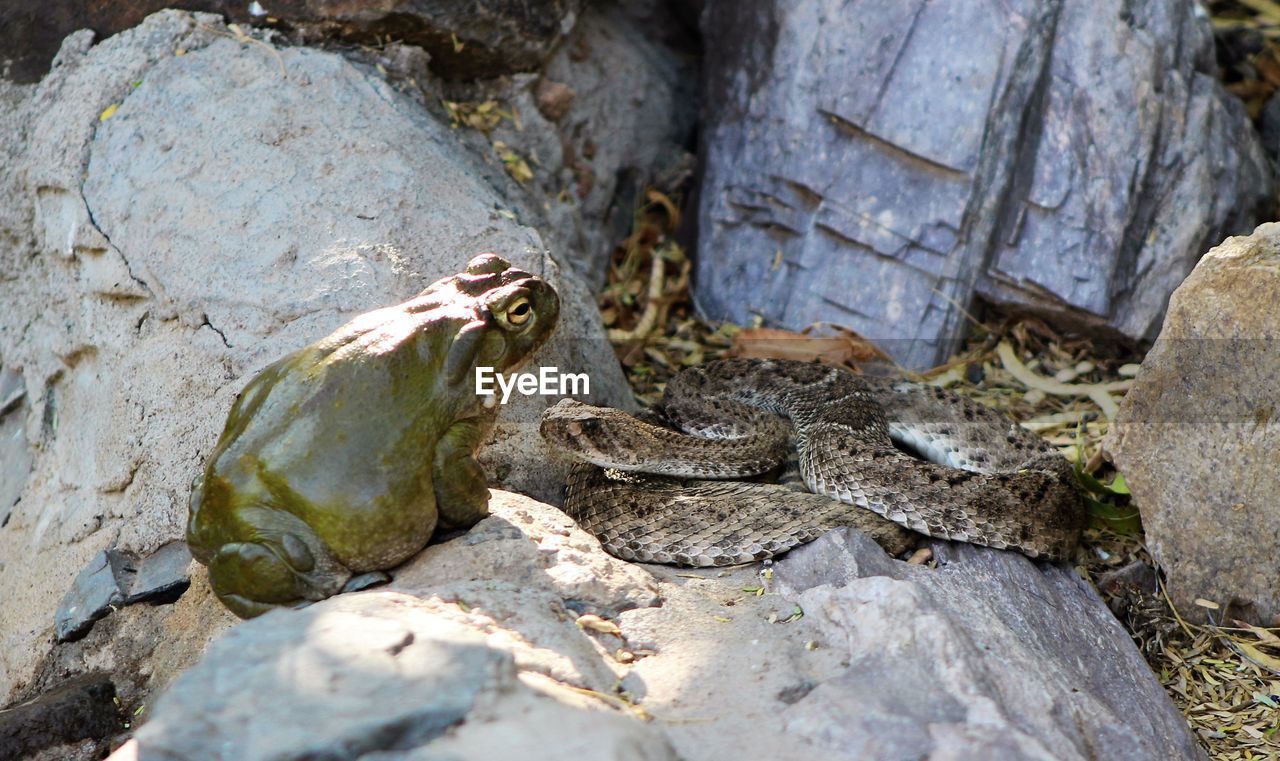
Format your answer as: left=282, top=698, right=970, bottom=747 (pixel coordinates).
left=540, top=358, right=1085, bottom=567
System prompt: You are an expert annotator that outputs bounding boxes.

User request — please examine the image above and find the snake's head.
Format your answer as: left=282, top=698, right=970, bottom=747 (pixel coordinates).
left=539, top=398, right=647, bottom=468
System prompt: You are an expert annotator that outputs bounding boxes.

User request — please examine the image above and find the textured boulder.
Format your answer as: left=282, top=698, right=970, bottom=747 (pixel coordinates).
left=695, top=0, right=1272, bottom=369
left=0, top=0, right=581, bottom=84
left=768, top=533, right=1204, bottom=760
left=591, top=524, right=1200, bottom=760
left=0, top=11, right=630, bottom=705
left=1108, top=222, right=1280, bottom=625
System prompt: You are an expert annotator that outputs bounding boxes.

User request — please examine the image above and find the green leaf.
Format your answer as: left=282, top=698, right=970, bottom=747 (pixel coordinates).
left=1073, top=465, right=1131, bottom=497
left=1086, top=497, right=1142, bottom=535
left=1075, top=468, right=1107, bottom=493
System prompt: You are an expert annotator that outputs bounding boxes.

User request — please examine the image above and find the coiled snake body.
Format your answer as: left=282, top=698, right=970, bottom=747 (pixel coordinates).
left=540, top=359, right=1085, bottom=566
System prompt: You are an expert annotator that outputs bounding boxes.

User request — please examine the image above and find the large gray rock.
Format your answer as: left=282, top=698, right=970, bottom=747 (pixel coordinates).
left=0, top=10, right=629, bottom=705
left=128, top=591, right=677, bottom=761
left=96, top=490, right=1198, bottom=760
left=1108, top=223, right=1280, bottom=626
left=695, top=0, right=1272, bottom=369
left=769, top=532, right=1206, bottom=760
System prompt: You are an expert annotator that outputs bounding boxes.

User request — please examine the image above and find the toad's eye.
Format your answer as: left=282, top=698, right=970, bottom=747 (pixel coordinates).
left=507, top=297, right=532, bottom=325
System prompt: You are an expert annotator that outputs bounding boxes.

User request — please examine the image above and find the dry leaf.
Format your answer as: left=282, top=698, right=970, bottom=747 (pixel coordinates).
left=575, top=614, right=621, bottom=636
left=1235, top=620, right=1280, bottom=647
left=1237, top=641, right=1280, bottom=674
left=730, top=325, right=891, bottom=366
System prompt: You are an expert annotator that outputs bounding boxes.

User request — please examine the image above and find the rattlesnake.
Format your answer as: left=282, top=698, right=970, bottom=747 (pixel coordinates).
left=540, top=358, right=1085, bottom=566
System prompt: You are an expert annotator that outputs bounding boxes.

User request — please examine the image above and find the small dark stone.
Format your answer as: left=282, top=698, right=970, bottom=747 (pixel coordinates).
left=1096, top=560, right=1158, bottom=598
left=341, top=571, right=391, bottom=594
left=535, top=79, right=576, bottom=121
left=561, top=599, right=593, bottom=616
left=124, top=541, right=192, bottom=605
left=776, top=680, right=816, bottom=705
left=0, top=674, right=122, bottom=761
left=54, top=550, right=132, bottom=643
left=964, top=363, right=985, bottom=384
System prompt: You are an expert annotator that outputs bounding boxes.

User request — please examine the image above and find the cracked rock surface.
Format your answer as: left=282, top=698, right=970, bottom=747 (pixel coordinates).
left=695, top=0, right=1273, bottom=369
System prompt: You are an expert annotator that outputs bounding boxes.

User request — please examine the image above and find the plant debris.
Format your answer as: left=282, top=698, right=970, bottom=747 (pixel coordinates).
left=1209, top=0, right=1280, bottom=118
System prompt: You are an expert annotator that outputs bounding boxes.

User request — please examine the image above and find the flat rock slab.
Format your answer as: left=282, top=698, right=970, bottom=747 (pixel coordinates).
left=128, top=591, right=677, bottom=761
left=54, top=551, right=131, bottom=643
left=1108, top=222, right=1280, bottom=625
left=54, top=542, right=194, bottom=642
left=123, top=541, right=191, bottom=605
left=695, top=0, right=1272, bottom=368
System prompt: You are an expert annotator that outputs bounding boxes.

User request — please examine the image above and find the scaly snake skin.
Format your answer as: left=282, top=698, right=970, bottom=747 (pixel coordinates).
left=540, top=358, right=1085, bottom=566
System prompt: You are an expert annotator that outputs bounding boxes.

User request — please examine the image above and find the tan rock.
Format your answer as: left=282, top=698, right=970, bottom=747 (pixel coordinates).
left=1108, top=222, right=1280, bottom=625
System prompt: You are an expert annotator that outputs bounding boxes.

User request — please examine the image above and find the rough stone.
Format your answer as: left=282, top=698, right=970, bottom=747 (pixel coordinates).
left=696, top=0, right=1272, bottom=369
left=390, top=491, right=661, bottom=692
left=127, top=591, right=676, bottom=761
left=1108, top=222, right=1280, bottom=625
left=534, top=79, right=576, bottom=121
left=0, top=673, right=121, bottom=761
left=768, top=531, right=1206, bottom=760
left=1096, top=559, right=1159, bottom=599
left=54, top=551, right=131, bottom=643
left=0, top=10, right=629, bottom=704
left=51, top=541, right=191, bottom=643
left=0, top=0, right=582, bottom=84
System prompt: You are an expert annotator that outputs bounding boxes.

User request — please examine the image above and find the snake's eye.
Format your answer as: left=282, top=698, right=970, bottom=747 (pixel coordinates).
left=507, top=297, right=532, bottom=326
